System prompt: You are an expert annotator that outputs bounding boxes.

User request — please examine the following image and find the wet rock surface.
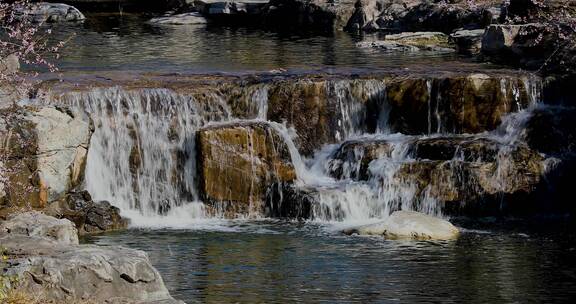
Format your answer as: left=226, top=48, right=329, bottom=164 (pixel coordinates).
left=328, top=135, right=546, bottom=207
left=197, top=121, right=296, bottom=216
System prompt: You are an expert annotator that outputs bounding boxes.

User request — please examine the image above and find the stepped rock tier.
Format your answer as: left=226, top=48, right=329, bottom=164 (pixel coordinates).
left=23, top=69, right=567, bottom=220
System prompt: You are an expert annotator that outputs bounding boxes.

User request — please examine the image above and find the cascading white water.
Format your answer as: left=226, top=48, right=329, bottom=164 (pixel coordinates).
left=35, top=75, right=545, bottom=226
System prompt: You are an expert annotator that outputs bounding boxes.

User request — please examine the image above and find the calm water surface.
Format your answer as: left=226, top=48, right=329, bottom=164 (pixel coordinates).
left=49, top=13, right=495, bottom=74
left=85, top=220, right=576, bottom=303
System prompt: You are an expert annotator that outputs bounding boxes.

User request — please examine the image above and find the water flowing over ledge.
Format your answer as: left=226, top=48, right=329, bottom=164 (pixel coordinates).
left=31, top=71, right=552, bottom=228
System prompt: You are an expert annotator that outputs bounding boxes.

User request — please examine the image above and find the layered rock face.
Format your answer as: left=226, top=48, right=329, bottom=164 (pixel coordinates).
left=0, top=212, right=181, bottom=303
left=197, top=121, right=296, bottom=216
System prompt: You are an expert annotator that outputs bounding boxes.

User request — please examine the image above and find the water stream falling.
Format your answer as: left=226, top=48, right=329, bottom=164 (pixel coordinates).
left=38, top=75, right=544, bottom=226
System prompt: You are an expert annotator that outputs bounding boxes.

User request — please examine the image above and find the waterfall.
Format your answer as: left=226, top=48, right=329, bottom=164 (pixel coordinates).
left=32, top=74, right=546, bottom=225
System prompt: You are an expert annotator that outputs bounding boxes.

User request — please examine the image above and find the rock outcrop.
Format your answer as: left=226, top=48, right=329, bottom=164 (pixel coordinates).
left=384, top=73, right=539, bottom=135
left=0, top=212, right=181, bottom=303
left=0, top=106, right=92, bottom=215
left=343, top=210, right=460, bottom=240
left=197, top=121, right=296, bottom=216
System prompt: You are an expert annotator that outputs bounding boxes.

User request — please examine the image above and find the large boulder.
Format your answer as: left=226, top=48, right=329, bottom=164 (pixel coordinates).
left=1, top=234, right=182, bottom=303
left=0, top=55, right=21, bottom=107
left=0, top=106, right=92, bottom=212
left=0, top=212, right=180, bottom=303
left=0, top=211, right=79, bottom=244
left=197, top=121, right=296, bottom=216
left=343, top=210, right=460, bottom=240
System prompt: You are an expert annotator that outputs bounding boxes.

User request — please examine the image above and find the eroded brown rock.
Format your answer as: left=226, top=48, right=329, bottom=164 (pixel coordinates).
left=197, top=121, right=296, bottom=216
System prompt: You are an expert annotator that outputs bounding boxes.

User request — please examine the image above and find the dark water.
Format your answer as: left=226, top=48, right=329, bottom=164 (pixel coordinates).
left=47, top=13, right=493, bottom=74
left=85, top=220, right=576, bottom=303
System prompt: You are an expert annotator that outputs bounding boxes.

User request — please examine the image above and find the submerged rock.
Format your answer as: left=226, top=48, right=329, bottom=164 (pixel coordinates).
left=197, top=121, right=296, bottom=216
left=343, top=210, right=460, bottom=240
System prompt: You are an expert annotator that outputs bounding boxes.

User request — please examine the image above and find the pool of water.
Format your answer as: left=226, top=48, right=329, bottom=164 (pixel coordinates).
left=48, top=13, right=495, bottom=74
left=85, top=219, right=576, bottom=303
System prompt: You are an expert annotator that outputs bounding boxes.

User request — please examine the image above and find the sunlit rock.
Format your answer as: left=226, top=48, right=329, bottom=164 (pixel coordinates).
left=343, top=210, right=460, bottom=240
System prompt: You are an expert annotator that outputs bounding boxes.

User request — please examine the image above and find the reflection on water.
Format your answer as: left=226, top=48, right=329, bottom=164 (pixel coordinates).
left=86, top=221, right=576, bottom=303
left=50, top=13, right=471, bottom=73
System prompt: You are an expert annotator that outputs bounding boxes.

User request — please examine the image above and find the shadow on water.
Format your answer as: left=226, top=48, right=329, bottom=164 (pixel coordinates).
left=85, top=220, right=576, bottom=303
